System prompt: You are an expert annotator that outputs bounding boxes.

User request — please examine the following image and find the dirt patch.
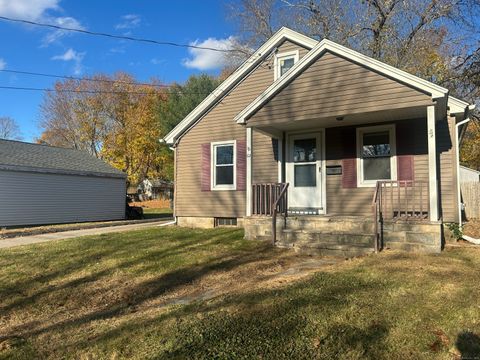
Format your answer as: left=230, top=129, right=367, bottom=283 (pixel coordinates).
left=463, top=219, right=480, bottom=238
left=139, top=254, right=343, bottom=312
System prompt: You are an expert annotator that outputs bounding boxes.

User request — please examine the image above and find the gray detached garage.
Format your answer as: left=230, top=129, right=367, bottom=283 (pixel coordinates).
left=0, top=139, right=127, bottom=227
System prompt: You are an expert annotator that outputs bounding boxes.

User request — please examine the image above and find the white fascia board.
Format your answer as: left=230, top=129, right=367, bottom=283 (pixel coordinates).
left=235, top=39, right=449, bottom=124
left=448, top=96, right=470, bottom=114
left=163, top=27, right=318, bottom=145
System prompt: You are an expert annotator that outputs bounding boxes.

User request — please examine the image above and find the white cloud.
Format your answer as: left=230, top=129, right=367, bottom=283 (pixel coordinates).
left=0, top=0, right=59, bottom=21
left=52, top=48, right=85, bottom=74
left=41, top=16, right=85, bottom=46
left=0, top=0, right=84, bottom=46
left=115, top=14, right=141, bottom=30
left=0, top=58, right=6, bottom=70
left=151, top=58, right=165, bottom=65
left=182, top=36, right=237, bottom=70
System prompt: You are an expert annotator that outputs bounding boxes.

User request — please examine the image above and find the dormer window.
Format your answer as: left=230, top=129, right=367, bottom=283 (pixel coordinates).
left=274, top=50, right=299, bottom=80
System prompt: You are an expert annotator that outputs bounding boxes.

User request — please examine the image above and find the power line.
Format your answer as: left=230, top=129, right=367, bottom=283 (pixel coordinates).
left=0, top=68, right=171, bottom=88
left=0, top=85, right=212, bottom=95
left=0, top=16, right=246, bottom=54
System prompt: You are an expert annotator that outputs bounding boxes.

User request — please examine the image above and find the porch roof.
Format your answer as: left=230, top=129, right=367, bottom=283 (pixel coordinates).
left=234, top=39, right=469, bottom=126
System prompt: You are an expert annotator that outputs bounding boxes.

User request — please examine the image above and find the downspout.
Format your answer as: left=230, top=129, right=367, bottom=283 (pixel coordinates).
left=455, top=105, right=479, bottom=244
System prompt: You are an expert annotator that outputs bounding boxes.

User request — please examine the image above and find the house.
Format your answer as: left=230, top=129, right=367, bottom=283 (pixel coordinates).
left=164, top=27, right=474, bottom=255
left=0, top=139, right=127, bottom=227
left=138, top=178, right=174, bottom=201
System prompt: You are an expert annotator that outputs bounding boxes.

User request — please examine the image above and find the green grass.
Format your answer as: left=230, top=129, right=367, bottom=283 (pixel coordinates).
left=0, top=227, right=479, bottom=359
left=142, top=207, right=173, bottom=219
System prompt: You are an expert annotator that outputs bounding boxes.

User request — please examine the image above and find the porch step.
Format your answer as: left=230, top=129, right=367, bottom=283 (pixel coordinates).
left=285, top=216, right=375, bottom=233
left=278, top=229, right=375, bottom=257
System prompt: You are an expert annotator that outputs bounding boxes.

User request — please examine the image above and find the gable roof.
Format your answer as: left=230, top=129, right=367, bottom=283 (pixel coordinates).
left=235, top=38, right=453, bottom=124
left=163, top=27, right=318, bottom=145
left=0, top=139, right=126, bottom=178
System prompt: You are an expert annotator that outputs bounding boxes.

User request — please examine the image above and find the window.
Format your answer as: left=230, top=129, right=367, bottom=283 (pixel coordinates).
left=274, top=50, right=299, bottom=80
left=215, top=217, right=238, bottom=226
left=293, top=138, right=317, bottom=187
left=212, top=141, right=236, bottom=190
left=357, top=125, right=397, bottom=187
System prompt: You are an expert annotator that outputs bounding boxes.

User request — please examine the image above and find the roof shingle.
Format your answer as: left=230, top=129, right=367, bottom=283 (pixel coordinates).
left=0, top=139, right=126, bottom=178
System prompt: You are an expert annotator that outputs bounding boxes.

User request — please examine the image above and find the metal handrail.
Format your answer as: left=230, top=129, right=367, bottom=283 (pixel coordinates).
left=371, top=182, right=381, bottom=253
left=272, top=183, right=289, bottom=245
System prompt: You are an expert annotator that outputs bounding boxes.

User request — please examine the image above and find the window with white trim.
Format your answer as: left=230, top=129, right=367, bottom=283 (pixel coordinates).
left=357, top=125, right=397, bottom=187
left=212, top=141, right=236, bottom=190
left=274, top=50, right=299, bottom=80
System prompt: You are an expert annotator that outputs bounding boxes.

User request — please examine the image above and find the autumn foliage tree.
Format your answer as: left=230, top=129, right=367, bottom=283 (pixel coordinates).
left=39, top=73, right=168, bottom=184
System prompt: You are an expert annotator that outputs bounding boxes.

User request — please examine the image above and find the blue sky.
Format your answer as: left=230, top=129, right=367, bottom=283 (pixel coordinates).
left=0, top=0, right=236, bottom=141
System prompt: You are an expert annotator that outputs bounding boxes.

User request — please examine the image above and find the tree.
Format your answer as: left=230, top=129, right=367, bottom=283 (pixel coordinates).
left=0, top=116, right=22, bottom=140
left=228, top=0, right=479, bottom=85
left=39, top=73, right=168, bottom=184
left=158, top=74, right=220, bottom=134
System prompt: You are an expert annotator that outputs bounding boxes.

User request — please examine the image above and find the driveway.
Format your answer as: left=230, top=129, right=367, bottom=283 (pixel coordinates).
left=0, top=219, right=174, bottom=249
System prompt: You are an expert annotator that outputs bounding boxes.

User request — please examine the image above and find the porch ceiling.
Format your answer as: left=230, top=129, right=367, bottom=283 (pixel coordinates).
left=248, top=105, right=428, bottom=135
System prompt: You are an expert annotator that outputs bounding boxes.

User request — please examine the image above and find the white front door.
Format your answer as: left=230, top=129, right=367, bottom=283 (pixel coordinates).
left=286, top=132, right=324, bottom=214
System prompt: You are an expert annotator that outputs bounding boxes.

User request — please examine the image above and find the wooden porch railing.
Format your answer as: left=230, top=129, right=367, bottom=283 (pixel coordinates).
left=372, top=180, right=430, bottom=251
left=251, top=183, right=289, bottom=244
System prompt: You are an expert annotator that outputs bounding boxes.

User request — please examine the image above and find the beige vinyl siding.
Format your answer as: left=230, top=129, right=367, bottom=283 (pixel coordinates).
left=175, top=40, right=309, bottom=217
left=248, top=51, right=432, bottom=126
left=438, top=115, right=458, bottom=222
left=0, top=170, right=126, bottom=226
left=252, top=129, right=278, bottom=184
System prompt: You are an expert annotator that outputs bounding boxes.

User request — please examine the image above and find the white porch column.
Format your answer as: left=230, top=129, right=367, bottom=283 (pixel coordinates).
left=277, top=136, right=283, bottom=183
left=427, top=105, right=439, bottom=221
left=246, top=127, right=252, bottom=216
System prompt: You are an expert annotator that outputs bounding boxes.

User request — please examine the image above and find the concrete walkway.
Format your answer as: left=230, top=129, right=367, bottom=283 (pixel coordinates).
left=0, top=219, right=174, bottom=249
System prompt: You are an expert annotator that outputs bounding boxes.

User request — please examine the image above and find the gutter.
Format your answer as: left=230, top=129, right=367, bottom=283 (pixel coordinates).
left=455, top=104, right=479, bottom=244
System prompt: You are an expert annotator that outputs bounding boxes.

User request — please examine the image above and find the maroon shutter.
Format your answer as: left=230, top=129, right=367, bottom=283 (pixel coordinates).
left=396, top=122, right=414, bottom=181
left=236, top=139, right=246, bottom=191
left=342, top=128, right=357, bottom=188
left=397, top=155, right=414, bottom=181
left=342, top=158, right=357, bottom=188
left=201, top=143, right=211, bottom=191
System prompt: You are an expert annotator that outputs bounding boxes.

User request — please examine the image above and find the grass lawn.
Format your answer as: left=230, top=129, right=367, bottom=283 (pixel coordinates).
left=1, top=227, right=479, bottom=359
left=142, top=207, right=173, bottom=219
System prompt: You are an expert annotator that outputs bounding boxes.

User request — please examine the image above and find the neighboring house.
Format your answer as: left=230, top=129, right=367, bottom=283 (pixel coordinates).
left=0, top=139, right=127, bottom=227
left=164, top=27, right=474, bottom=255
left=138, top=178, right=173, bottom=200
left=459, top=166, right=480, bottom=183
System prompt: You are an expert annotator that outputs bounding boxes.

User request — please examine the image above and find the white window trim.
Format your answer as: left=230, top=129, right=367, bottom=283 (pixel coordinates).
left=274, top=50, right=300, bottom=80
left=356, top=124, right=397, bottom=188
left=211, top=140, right=237, bottom=191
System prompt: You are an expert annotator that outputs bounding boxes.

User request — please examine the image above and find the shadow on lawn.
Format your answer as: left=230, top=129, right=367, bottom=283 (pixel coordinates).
left=456, top=331, right=480, bottom=359
left=1, top=230, right=275, bottom=340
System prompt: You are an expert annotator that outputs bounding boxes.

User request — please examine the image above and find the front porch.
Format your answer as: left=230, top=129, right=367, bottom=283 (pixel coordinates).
left=244, top=180, right=442, bottom=256
left=241, top=100, right=444, bottom=255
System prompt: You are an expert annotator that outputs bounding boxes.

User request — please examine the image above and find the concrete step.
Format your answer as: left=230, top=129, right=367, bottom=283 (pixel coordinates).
left=285, top=216, right=375, bottom=233
left=282, top=229, right=374, bottom=246
left=384, top=241, right=440, bottom=254
left=383, top=231, right=439, bottom=246
left=276, top=241, right=374, bottom=257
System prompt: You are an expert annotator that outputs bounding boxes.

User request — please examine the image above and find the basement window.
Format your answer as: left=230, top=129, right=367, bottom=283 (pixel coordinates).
left=215, top=217, right=238, bottom=227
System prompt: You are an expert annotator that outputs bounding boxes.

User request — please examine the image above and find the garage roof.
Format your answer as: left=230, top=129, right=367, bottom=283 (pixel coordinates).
left=0, top=139, right=126, bottom=178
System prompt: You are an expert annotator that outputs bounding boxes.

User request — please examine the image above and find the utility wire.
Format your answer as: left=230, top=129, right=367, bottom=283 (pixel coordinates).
left=0, top=68, right=171, bottom=88
left=0, top=16, right=247, bottom=54
left=0, top=85, right=212, bottom=95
